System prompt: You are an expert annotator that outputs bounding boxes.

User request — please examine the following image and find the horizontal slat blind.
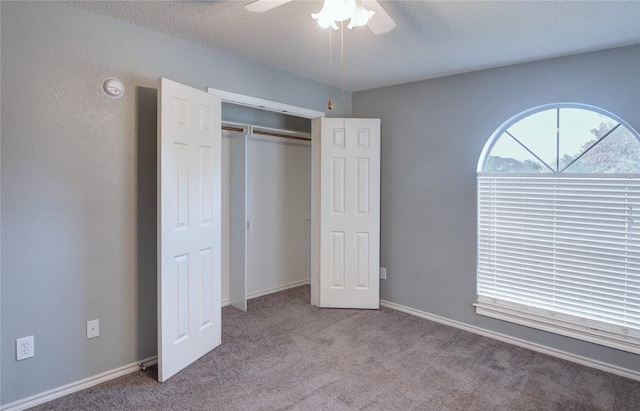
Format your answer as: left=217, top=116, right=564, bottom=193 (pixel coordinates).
left=477, top=175, right=640, bottom=344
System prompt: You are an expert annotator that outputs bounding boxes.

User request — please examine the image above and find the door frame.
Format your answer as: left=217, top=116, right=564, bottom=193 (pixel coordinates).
left=206, top=88, right=325, bottom=306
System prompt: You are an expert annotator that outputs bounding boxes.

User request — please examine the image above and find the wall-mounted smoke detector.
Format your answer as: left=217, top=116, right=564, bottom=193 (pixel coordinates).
left=101, top=77, right=124, bottom=99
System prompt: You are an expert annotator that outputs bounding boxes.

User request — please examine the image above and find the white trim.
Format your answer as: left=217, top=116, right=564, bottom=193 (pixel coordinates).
left=380, top=299, right=640, bottom=382
left=247, top=280, right=311, bottom=300
left=0, top=356, right=158, bottom=411
left=207, top=88, right=325, bottom=120
left=224, top=278, right=309, bottom=308
left=474, top=299, right=640, bottom=354
left=210, top=87, right=322, bottom=309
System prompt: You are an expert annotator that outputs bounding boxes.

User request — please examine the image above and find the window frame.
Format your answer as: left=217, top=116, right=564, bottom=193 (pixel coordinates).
left=476, top=103, right=640, bottom=353
left=477, top=102, right=640, bottom=173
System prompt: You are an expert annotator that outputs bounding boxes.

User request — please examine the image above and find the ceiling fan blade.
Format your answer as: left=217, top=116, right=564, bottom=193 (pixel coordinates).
left=361, top=0, right=396, bottom=34
left=244, top=0, right=294, bottom=13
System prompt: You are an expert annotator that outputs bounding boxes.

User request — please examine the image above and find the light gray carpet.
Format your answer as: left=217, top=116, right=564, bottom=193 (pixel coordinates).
left=31, top=286, right=640, bottom=410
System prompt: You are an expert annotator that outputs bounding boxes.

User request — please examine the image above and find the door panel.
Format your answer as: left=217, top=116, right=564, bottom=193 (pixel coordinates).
left=313, top=118, right=381, bottom=309
left=158, top=78, right=222, bottom=382
left=229, top=132, right=247, bottom=311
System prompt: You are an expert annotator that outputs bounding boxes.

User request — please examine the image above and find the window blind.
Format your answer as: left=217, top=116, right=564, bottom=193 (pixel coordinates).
left=477, top=174, right=640, bottom=352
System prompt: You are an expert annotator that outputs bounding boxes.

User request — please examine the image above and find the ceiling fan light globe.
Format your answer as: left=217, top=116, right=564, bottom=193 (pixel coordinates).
left=333, top=0, right=357, bottom=22
left=313, top=0, right=356, bottom=28
left=312, top=12, right=335, bottom=29
left=347, top=7, right=374, bottom=29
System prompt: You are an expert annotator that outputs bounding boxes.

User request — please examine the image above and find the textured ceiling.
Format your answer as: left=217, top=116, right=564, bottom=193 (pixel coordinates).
left=66, top=1, right=640, bottom=92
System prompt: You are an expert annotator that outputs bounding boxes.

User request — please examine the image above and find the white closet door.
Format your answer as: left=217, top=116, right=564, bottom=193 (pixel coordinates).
left=229, top=132, right=247, bottom=311
left=158, top=78, right=222, bottom=382
left=312, top=118, right=381, bottom=309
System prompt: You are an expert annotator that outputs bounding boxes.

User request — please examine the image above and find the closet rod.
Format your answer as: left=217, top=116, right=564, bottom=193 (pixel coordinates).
left=221, top=122, right=311, bottom=142
left=252, top=129, right=311, bottom=142
left=222, top=125, right=244, bottom=133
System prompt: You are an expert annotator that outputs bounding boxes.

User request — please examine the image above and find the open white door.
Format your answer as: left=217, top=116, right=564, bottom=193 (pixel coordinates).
left=312, top=118, right=381, bottom=309
left=229, top=132, right=247, bottom=311
left=158, top=78, right=222, bottom=382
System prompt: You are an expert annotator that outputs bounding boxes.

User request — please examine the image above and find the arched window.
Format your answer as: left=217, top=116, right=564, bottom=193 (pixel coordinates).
left=476, top=103, right=640, bottom=352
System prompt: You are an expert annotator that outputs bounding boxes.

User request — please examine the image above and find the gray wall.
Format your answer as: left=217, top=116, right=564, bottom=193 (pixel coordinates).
left=0, top=1, right=347, bottom=405
left=353, top=45, right=640, bottom=374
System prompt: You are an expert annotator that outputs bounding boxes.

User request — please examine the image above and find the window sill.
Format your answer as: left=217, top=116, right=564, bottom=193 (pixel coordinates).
left=474, top=298, right=640, bottom=354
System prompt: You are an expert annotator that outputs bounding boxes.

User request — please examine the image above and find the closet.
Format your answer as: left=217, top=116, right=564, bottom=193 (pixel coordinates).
left=158, top=81, right=380, bottom=380
left=222, top=104, right=312, bottom=310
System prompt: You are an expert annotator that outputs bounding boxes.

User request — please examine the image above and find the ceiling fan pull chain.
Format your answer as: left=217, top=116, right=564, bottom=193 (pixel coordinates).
left=341, top=20, right=346, bottom=117
left=328, top=27, right=333, bottom=110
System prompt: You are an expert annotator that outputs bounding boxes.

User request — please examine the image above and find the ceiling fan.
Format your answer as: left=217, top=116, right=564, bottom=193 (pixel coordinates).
left=245, top=0, right=396, bottom=34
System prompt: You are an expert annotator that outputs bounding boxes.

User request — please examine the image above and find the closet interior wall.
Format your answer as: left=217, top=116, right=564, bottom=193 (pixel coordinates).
left=221, top=103, right=312, bottom=307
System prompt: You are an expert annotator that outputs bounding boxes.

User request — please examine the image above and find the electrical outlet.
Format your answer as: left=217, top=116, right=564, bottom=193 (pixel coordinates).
left=87, top=319, right=99, bottom=339
left=380, top=267, right=387, bottom=280
left=16, top=336, right=34, bottom=360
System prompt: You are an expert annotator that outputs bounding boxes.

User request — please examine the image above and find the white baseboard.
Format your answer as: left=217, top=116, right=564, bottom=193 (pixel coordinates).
left=3, top=283, right=309, bottom=410
left=1, top=356, right=158, bottom=411
left=380, top=299, right=640, bottom=382
left=15, top=291, right=628, bottom=411
left=247, top=279, right=310, bottom=300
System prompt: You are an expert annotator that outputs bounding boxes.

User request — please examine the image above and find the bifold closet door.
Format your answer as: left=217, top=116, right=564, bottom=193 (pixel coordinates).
left=311, top=118, right=381, bottom=309
left=229, top=133, right=248, bottom=311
